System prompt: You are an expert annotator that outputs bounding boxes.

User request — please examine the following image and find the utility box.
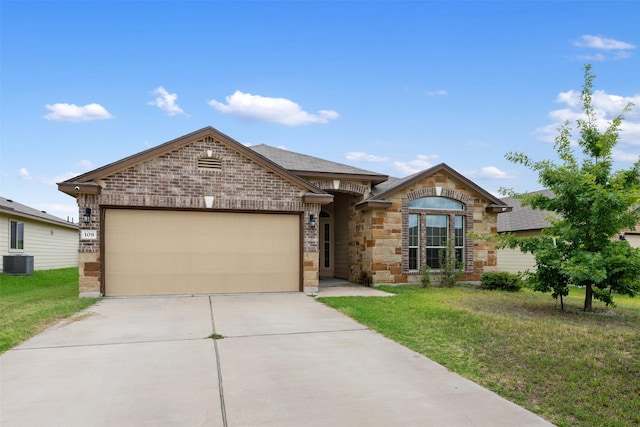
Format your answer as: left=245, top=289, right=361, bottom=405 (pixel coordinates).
left=3, top=254, right=34, bottom=275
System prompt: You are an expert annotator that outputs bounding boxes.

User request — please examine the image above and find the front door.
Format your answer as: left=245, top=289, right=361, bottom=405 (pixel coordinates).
left=319, top=214, right=334, bottom=278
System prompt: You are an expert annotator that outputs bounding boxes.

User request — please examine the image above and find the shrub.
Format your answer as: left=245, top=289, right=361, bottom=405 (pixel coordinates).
left=420, top=265, right=431, bottom=288
left=480, top=272, right=523, bottom=292
left=436, top=241, right=463, bottom=287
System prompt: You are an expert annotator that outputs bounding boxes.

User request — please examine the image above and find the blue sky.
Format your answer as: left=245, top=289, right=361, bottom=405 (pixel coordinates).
left=1, top=1, right=639, bottom=221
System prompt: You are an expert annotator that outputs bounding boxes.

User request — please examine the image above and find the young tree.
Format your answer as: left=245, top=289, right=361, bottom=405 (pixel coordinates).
left=502, top=65, right=640, bottom=311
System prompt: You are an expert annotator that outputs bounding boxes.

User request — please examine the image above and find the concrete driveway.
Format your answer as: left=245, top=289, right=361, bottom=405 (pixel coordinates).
left=0, top=293, right=554, bottom=426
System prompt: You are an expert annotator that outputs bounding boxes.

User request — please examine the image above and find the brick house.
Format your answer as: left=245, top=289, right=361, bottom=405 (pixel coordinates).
left=58, top=127, right=510, bottom=297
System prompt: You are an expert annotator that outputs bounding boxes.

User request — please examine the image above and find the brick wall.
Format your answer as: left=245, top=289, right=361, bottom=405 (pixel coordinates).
left=76, top=136, right=320, bottom=296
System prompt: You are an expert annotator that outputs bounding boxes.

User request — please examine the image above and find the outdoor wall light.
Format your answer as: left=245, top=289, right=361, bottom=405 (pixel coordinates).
left=83, top=208, right=92, bottom=225
left=309, top=213, right=317, bottom=228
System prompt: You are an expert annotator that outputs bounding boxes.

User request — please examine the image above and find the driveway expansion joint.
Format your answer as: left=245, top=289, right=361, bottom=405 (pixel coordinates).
left=209, top=296, right=229, bottom=427
left=9, top=337, right=207, bottom=352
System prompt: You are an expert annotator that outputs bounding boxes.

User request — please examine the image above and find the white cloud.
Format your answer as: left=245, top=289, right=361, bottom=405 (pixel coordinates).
left=425, top=89, right=448, bottom=96
left=51, top=172, right=79, bottom=184
left=393, top=154, right=440, bottom=176
left=612, top=148, right=639, bottom=163
left=147, top=86, right=185, bottom=116
left=467, top=166, right=517, bottom=180
left=345, top=152, right=390, bottom=162
left=575, top=52, right=632, bottom=62
left=18, top=167, right=79, bottom=186
left=39, top=202, right=81, bottom=222
left=536, top=90, right=640, bottom=147
left=74, top=160, right=94, bottom=170
left=572, top=35, right=635, bottom=61
left=44, top=103, right=112, bottom=122
left=18, top=167, right=31, bottom=179
left=556, top=90, right=580, bottom=107
left=573, top=35, right=635, bottom=51
left=208, top=90, right=339, bottom=126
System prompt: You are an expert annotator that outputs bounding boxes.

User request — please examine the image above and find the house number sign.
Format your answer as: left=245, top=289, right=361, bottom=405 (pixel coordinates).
left=81, top=230, right=98, bottom=240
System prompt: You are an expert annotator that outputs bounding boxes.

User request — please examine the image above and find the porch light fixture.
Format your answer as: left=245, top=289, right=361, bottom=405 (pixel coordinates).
left=83, top=208, right=92, bottom=224
left=309, top=214, right=317, bottom=228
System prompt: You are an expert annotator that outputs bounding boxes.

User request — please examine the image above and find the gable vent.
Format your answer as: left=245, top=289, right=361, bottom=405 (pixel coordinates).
left=198, top=157, right=222, bottom=171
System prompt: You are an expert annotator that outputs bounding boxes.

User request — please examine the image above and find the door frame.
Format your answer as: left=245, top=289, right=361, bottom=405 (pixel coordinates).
left=319, top=214, right=334, bottom=278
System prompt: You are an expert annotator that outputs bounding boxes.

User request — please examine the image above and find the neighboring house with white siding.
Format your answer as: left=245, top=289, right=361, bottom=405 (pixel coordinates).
left=497, top=189, right=640, bottom=274
left=1, top=196, right=78, bottom=272
left=497, top=190, right=555, bottom=274
left=626, top=232, right=640, bottom=248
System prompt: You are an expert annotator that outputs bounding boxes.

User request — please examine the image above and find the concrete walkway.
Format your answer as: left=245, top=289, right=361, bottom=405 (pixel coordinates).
left=0, top=294, right=554, bottom=426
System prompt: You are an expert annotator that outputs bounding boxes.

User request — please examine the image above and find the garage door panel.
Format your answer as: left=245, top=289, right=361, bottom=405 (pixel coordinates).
left=105, top=210, right=300, bottom=296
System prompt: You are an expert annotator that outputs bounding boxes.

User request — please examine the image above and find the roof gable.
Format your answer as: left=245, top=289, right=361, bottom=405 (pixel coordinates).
left=369, top=163, right=506, bottom=206
left=58, top=127, right=325, bottom=196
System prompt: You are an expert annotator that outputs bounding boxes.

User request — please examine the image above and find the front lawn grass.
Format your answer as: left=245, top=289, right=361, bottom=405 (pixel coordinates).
left=0, top=267, right=97, bottom=353
left=319, top=285, right=640, bottom=427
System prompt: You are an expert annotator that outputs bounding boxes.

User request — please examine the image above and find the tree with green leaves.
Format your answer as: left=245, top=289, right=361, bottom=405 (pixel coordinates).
left=502, top=65, right=640, bottom=311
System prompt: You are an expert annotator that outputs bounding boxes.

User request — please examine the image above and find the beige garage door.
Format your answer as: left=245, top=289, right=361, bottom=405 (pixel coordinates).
left=105, top=209, right=300, bottom=296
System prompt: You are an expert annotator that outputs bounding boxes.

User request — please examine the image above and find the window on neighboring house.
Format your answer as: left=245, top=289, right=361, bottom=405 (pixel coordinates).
left=10, top=220, right=24, bottom=250
left=407, top=196, right=467, bottom=270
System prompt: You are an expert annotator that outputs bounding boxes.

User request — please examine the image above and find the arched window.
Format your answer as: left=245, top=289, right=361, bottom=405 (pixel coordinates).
left=406, top=196, right=466, bottom=271
left=409, top=197, right=463, bottom=210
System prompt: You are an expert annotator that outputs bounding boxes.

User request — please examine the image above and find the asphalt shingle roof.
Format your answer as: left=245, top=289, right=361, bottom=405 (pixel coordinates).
left=497, top=189, right=556, bottom=233
left=0, top=196, right=77, bottom=229
left=250, top=144, right=387, bottom=178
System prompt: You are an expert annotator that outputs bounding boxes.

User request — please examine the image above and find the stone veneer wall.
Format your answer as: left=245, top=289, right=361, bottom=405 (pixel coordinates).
left=76, top=136, right=320, bottom=296
left=355, top=171, right=500, bottom=284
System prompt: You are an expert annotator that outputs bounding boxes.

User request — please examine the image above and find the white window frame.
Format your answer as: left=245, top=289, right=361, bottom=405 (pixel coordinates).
left=425, top=214, right=448, bottom=269
left=10, top=220, right=24, bottom=250
left=408, top=214, right=419, bottom=270
left=406, top=196, right=468, bottom=272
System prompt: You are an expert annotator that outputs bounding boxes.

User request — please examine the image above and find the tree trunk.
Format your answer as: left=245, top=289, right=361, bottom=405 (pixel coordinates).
left=584, top=283, right=593, bottom=312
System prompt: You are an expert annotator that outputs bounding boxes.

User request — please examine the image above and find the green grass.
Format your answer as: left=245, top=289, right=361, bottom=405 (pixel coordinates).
left=0, top=267, right=98, bottom=353
left=319, top=285, right=640, bottom=427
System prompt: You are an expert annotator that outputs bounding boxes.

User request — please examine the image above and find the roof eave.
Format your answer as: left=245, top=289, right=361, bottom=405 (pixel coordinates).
left=57, top=182, right=102, bottom=197
left=302, top=193, right=334, bottom=205
left=355, top=199, right=393, bottom=210
left=0, top=209, right=78, bottom=229
left=291, top=170, right=388, bottom=185
left=487, top=204, right=513, bottom=213
left=497, top=227, right=545, bottom=234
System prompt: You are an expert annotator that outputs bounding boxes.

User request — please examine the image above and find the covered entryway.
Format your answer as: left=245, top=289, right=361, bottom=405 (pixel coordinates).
left=104, top=209, right=300, bottom=296
left=318, top=193, right=352, bottom=280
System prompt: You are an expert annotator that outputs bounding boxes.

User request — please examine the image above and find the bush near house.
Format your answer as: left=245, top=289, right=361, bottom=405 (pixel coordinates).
left=480, top=271, right=523, bottom=292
